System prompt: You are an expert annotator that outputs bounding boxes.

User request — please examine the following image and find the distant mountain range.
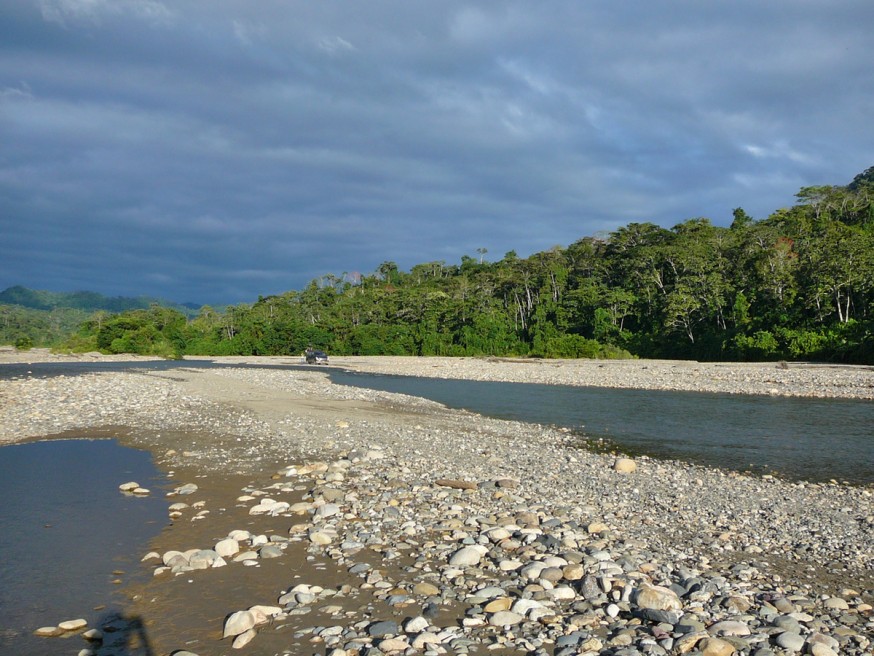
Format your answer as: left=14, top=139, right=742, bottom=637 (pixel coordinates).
left=0, top=285, right=201, bottom=316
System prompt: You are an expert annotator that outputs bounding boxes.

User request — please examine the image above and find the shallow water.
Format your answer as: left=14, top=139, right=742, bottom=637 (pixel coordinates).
left=2, top=359, right=871, bottom=484
left=0, top=438, right=168, bottom=655
left=327, top=370, right=874, bottom=485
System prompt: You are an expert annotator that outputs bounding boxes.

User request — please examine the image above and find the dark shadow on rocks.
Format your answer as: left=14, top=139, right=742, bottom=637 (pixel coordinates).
left=94, top=612, right=154, bottom=656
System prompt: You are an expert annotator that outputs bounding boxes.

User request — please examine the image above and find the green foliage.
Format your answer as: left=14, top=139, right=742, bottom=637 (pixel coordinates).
left=10, top=166, right=874, bottom=365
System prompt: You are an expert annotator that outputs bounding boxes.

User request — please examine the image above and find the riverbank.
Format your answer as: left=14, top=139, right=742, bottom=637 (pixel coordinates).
left=1, top=351, right=872, bottom=655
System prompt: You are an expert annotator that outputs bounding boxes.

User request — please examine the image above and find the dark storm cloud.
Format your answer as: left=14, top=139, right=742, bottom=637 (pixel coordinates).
left=2, top=0, right=873, bottom=304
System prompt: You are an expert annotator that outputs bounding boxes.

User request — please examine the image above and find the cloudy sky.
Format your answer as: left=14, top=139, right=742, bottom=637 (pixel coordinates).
left=2, top=1, right=872, bottom=306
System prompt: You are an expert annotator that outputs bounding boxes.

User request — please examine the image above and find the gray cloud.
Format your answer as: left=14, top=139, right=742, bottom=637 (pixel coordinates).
left=2, top=1, right=873, bottom=305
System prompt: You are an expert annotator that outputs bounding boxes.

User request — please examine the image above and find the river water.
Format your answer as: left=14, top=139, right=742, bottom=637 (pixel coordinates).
left=326, top=370, right=874, bottom=485
left=0, top=438, right=168, bottom=655
left=2, top=359, right=872, bottom=485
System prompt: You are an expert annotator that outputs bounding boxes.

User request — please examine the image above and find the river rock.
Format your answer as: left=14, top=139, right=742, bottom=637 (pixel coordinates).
left=403, top=616, right=429, bottom=633
left=119, top=481, right=139, bottom=491
left=367, top=620, right=399, bottom=637
left=413, top=582, right=440, bottom=596
left=232, top=628, right=257, bottom=648
left=775, top=632, right=805, bottom=652
left=58, top=618, right=88, bottom=631
left=483, top=598, right=513, bottom=612
left=309, top=530, right=333, bottom=545
left=449, top=545, right=485, bottom=566
left=259, top=545, right=283, bottom=558
left=700, top=637, right=736, bottom=656
left=223, top=610, right=255, bottom=638
left=435, top=479, right=477, bottom=490
left=174, top=483, right=198, bottom=495
left=34, top=626, right=63, bottom=637
left=635, top=584, right=682, bottom=611
left=215, top=538, right=239, bottom=557
left=489, top=611, right=525, bottom=626
left=709, top=620, right=751, bottom=636
left=613, top=458, right=637, bottom=473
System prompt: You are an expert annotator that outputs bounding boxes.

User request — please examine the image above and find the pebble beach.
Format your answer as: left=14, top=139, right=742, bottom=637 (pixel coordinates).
left=1, top=349, right=872, bottom=656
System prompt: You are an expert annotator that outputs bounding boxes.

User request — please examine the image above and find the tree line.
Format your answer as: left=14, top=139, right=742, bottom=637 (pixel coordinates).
left=7, top=167, right=874, bottom=363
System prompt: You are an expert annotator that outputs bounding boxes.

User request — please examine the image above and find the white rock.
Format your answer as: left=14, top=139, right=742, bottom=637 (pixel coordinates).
left=449, top=545, right=485, bottom=566
left=215, top=538, right=240, bottom=558
left=223, top=610, right=255, bottom=638
left=488, top=611, right=524, bottom=626
left=403, top=616, right=429, bottom=633
left=58, top=618, right=87, bottom=631
left=232, top=628, right=257, bottom=648
left=162, top=550, right=186, bottom=566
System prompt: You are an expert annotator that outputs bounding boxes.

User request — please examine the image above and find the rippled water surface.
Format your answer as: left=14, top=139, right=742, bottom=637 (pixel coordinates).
left=327, top=370, right=874, bottom=485
left=0, top=438, right=168, bottom=655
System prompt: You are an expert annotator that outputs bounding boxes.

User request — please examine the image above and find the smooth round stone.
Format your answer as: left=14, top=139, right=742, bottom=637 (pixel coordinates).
left=367, top=620, right=399, bottom=637
left=379, top=637, right=410, bottom=652
left=82, top=628, right=103, bottom=641
left=773, top=615, right=801, bottom=633
left=488, top=611, right=524, bottom=627
left=635, top=585, right=682, bottom=611
left=486, top=527, right=512, bottom=541
left=775, top=632, right=805, bottom=652
left=162, top=550, right=185, bottom=566
left=118, top=481, right=139, bottom=491
left=175, top=483, right=198, bottom=495
left=613, top=458, right=637, bottom=473
left=606, top=603, right=620, bottom=618
left=34, top=626, right=63, bottom=637
left=259, top=545, right=283, bottom=559
left=708, top=620, right=751, bottom=636
left=58, top=618, right=88, bottom=631
left=483, top=598, right=513, bottom=613
left=499, top=559, right=523, bottom=571
left=232, top=628, right=256, bottom=648
left=215, top=538, right=239, bottom=557
left=403, top=616, right=429, bottom=633
left=512, top=599, right=545, bottom=616
left=822, top=597, right=850, bottom=610
left=700, top=637, right=736, bottom=656
left=315, top=503, right=340, bottom=518
left=474, top=586, right=506, bottom=599
left=449, top=546, right=484, bottom=566
left=539, top=567, right=564, bottom=582
left=309, top=531, right=333, bottom=545
left=562, top=563, right=585, bottom=580
left=809, top=645, right=838, bottom=656
left=223, top=610, right=255, bottom=638
left=413, top=582, right=440, bottom=596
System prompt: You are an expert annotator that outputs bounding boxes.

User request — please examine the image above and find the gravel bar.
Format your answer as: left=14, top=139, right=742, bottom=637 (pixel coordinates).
left=1, top=350, right=872, bottom=655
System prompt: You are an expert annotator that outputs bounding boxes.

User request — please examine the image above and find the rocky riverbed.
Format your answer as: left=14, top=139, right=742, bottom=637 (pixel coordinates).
left=0, top=350, right=872, bottom=655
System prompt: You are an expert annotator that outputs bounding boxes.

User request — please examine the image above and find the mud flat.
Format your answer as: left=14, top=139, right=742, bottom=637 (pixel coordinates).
left=0, top=351, right=872, bottom=655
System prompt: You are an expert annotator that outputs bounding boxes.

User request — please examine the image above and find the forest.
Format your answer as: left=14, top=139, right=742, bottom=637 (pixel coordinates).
left=4, top=167, right=874, bottom=363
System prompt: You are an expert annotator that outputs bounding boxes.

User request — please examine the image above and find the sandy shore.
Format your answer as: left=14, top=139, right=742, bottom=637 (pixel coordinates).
left=1, top=350, right=872, bottom=655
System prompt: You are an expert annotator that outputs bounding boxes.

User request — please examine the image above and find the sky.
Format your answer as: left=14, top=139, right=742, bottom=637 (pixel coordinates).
left=2, top=1, right=873, bottom=306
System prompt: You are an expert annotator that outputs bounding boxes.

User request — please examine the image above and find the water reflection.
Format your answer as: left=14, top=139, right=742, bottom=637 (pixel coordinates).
left=0, top=439, right=167, bottom=656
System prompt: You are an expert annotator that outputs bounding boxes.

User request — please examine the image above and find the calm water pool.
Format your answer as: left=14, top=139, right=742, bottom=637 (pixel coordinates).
left=0, top=438, right=168, bottom=655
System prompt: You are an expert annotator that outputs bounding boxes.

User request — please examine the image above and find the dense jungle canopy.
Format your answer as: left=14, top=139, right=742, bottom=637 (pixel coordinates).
left=4, top=167, right=874, bottom=363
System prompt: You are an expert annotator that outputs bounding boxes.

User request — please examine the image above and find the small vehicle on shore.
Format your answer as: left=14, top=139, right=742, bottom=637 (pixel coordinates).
left=304, top=348, right=329, bottom=365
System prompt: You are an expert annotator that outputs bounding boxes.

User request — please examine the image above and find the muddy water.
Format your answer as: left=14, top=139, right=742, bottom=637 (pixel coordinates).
left=0, top=438, right=168, bottom=655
